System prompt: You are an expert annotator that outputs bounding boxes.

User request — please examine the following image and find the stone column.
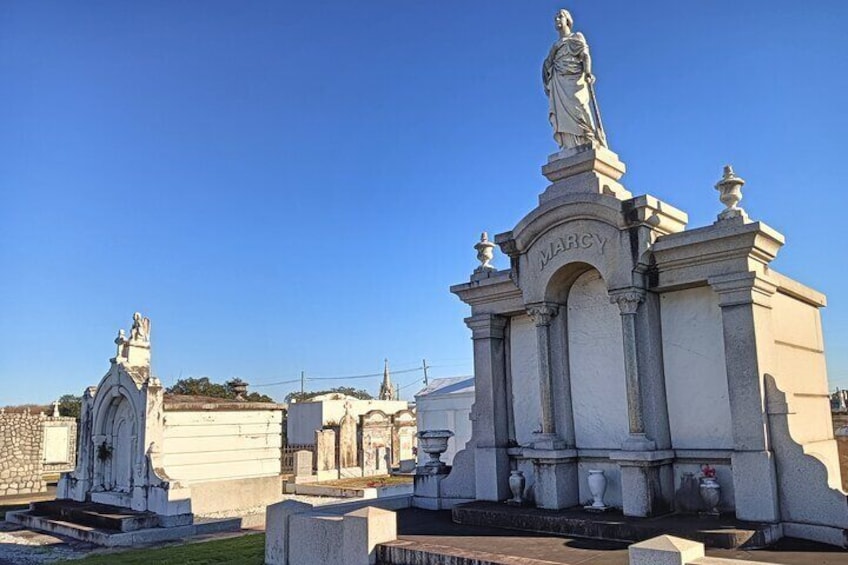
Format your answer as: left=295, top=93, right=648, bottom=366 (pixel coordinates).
left=709, top=272, right=780, bottom=522
left=526, top=303, right=565, bottom=450
left=465, top=314, right=510, bottom=501
left=608, top=288, right=674, bottom=517
left=610, top=289, right=655, bottom=451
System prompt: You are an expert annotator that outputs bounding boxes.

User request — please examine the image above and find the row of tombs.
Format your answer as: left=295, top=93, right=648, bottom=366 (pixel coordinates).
left=15, top=150, right=848, bottom=548
left=53, top=321, right=418, bottom=525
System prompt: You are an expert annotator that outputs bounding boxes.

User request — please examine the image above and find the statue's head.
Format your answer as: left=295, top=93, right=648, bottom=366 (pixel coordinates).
left=555, top=9, right=573, bottom=32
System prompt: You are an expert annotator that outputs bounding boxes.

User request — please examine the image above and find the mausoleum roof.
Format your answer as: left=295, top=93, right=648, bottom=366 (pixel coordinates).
left=415, top=376, right=474, bottom=399
left=163, top=394, right=284, bottom=411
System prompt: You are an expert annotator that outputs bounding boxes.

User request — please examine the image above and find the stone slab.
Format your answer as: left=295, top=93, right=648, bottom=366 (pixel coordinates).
left=343, top=506, right=397, bottom=565
left=265, top=500, right=313, bottom=565
left=451, top=502, right=782, bottom=549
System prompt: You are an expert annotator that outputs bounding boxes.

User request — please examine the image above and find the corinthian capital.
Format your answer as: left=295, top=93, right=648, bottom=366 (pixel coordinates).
left=527, top=303, right=559, bottom=327
left=610, top=290, right=645, bottom=315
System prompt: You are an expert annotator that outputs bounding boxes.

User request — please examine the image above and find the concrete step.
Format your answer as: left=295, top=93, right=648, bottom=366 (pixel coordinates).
left=5, top=509, right=242, bottom=547
left=379, top=539, right=566, bottom=565
left=452, top=501, right=782, bottom=549
left=29, top=500, right=159, bottom=532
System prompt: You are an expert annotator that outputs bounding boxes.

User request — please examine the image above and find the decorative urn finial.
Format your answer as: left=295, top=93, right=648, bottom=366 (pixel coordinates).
left=715, top=165, right=748, bottom=222
left=474, top=232, right=496, bottom=272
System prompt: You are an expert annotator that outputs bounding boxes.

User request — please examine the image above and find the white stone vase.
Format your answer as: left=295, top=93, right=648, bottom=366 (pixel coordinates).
left=699, top=477, right=721, bottom=515
left=715, top=165, right=746, bottom=221
left=587, top=469, right=607, bottom=509
left=508, top=470, right=525, bottom=504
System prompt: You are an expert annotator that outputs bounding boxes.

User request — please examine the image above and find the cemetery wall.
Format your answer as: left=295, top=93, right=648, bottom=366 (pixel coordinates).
left=0, top=411, right=45, bottom=496
left=161, top=409, right=284, bottom=482
left=660, top=287, right=734, bottom=450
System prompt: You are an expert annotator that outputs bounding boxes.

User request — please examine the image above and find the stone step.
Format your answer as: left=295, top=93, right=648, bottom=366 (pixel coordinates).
left=378, top=539, right=566, bottom=565
left=5, top=509, right=243, bottom=547
left=29, top=500, right=159, bottom=532
left=452, top=501, right=782, bottom=550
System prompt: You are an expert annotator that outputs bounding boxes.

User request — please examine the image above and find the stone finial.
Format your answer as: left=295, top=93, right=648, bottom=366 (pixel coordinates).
left=52, top=400, right=60, bottom=418
left=715, top=165, right=748, bottom=222
left=228, top=378, right=248, bottom=401
left=474, top=232, right=496, bottom=273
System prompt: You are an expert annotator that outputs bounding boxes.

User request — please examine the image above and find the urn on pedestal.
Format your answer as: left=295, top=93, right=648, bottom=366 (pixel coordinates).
left=416, top=430, right=454, bottom=474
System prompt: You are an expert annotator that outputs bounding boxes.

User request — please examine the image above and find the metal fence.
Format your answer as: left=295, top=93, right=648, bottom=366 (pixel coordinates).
left=281, top=444, right=314, bottom=474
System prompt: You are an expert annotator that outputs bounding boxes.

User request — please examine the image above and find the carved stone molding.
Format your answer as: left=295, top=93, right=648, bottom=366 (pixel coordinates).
left=527, top=303, right=559, bottom=327
left=464, top=314, right=508, bottom=340
left=610, top=290, right=645, bottom=315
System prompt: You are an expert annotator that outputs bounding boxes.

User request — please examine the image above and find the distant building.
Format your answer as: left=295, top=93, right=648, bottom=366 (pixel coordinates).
left=415, top=376, right=474, bottom=466
left=286, top=393, right=408, bottom=446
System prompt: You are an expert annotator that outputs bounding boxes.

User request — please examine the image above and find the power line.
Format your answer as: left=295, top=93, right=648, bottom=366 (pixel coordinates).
left=251, top=366, right=423, bottom=388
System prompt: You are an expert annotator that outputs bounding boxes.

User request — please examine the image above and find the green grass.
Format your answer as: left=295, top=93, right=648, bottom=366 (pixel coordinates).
left=59, top=533, right=265, bottom=565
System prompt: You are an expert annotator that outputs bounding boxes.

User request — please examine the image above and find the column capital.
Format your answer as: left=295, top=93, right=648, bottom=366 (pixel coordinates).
left=526, top=303, right=559, bottom=327
left=708, top=272, right=777, bottom=308
left=464, top=313, right=508, bottom=340
left=609, top=289, right=645, bottom=315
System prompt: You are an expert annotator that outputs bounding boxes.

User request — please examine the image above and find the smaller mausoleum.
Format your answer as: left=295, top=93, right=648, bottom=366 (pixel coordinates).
left=58, top=313, right=285, bottom=524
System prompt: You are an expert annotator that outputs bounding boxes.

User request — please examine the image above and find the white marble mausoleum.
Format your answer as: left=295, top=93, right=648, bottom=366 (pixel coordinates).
left=423, top=10, right=848, bottom=546
left=58, top=314, right=285, bottom=524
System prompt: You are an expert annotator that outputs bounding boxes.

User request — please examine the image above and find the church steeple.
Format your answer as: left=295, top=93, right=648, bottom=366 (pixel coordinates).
left=379, top=358, right=396, bottom=400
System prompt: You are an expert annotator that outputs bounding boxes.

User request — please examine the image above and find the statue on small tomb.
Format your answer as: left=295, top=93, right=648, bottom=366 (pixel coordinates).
left=130, top=312, right=151, bottom=342
left=543, top=9, right=607, bottom=150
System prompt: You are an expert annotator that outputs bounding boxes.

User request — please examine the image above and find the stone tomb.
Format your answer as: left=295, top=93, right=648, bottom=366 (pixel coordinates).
left=441, top=146, right=848, bottom=546
left=50, top=313, right=285, bottom=527
left=361, top=410, right=393, bottom=476
left=424, top=8, right=848, bottom=548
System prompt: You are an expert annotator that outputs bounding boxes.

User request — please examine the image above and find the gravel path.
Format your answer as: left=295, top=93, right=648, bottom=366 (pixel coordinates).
left=0, top=524, right=95, bottom=564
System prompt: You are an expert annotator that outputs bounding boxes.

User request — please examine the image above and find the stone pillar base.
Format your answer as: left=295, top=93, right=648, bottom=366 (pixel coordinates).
left=526, top=448, right=578, bottom=510
left=474, top=446, right=511, bottom=501
left=540, top=146, right=631, bottom=203
left=532, top=432, right=566, bottom=450
left=731, top=450, right=779, bottom=522
left=610, top=450, right=674, bottom=517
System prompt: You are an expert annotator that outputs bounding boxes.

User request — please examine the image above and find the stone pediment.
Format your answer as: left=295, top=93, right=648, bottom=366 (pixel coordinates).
left=360, top=410, right=390, bottom=426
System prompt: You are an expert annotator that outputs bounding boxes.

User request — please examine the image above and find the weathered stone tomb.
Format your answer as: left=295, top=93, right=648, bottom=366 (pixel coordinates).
left=56, top=313, right=285, bottom=524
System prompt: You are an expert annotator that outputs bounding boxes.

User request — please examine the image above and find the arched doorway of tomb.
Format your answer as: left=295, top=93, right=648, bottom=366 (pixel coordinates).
left=544, top=263, right=629, bottom=450
left=565, top=269, right=629, bottom=449
left=97, top=394, right=138, bottom=493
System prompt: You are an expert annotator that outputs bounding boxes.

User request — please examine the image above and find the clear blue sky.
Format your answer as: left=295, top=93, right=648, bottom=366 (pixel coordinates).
left=1, top=1, right=847, bottom=405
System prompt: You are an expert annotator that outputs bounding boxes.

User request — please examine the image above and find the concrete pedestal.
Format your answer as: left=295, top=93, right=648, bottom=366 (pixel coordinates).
left=526, top=448, right=578, bottom=510
left=610, top=450, right=674, bottom=517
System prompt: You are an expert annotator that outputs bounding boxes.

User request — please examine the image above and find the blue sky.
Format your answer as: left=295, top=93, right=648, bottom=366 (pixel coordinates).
left=1, top=1, right=847, bottom=405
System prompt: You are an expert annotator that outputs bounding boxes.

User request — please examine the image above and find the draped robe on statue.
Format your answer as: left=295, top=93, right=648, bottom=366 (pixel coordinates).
left=543, top=32, right=597, bottom=149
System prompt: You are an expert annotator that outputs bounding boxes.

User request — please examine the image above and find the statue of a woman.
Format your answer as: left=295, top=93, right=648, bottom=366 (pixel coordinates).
left=542, top=9, right=605, bottom=151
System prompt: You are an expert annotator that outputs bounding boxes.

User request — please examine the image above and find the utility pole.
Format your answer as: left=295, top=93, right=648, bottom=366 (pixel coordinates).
left=422, top=359, right=429, bottom=386
left=300, top=371, right=305, bottom=395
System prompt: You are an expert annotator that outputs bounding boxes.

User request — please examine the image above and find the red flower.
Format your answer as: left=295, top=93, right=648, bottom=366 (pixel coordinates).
left=701, top=464, right=716, bottom=478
